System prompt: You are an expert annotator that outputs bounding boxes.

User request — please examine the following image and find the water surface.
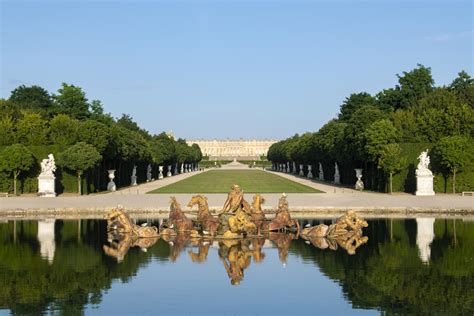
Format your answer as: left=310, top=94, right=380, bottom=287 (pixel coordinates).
left=0, top=217, right=473, bottom=315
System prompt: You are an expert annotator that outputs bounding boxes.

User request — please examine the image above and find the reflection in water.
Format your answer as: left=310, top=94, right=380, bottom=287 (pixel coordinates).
left=103, top=232, right=159, bottom=262
left=0, top=218, right=473, bottom=315
left=37, top=219, right=56, bottom=264
left=416, top=217, right=435, bottom=264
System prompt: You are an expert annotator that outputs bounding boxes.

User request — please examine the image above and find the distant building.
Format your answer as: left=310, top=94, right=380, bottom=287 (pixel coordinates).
left=187, top=139, right=277, bottom=160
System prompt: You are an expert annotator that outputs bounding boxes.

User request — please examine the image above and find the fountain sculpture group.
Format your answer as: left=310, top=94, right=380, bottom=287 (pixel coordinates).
left=105, top=185, right=370, bottom=283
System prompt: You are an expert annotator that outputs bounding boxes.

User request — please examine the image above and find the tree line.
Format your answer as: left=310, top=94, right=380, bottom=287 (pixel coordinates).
left=0, top=83, right=203, bottom=194
left=268, top=65, right=473, bottom=193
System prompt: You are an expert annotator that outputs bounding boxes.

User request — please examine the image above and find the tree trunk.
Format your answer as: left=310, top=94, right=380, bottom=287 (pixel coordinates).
left=389, top=172, right=393, bottom=194
left=452, top=169, right=456, bottom=194
left=77, top=171, right=82, bottom=195
left=13, top=173, right=17, bottom=196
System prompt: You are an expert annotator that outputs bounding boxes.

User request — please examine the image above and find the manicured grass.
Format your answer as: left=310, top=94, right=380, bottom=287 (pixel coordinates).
left=147, top=170, right=323, bottom=193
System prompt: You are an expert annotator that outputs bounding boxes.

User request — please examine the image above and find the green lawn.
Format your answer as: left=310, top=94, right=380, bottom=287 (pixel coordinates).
left=147, top=170, right=323, bottom=193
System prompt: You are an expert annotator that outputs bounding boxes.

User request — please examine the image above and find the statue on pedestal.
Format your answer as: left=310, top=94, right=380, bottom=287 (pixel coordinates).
left=334, top=162, right=340, bottom=184
left=131, top=165, right=137, bottom=186
left=146, top=164, right=152, bottom=182
left=38, top=154, right=56, bottom=197
left=415, top=150, right=435, bottom=196
left=318, top=162, right=324, bottom=181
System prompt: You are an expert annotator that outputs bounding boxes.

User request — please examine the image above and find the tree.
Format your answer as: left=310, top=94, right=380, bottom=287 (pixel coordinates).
left=15, top=112, right=48, bottom=145
left=76, top=120, right=110, bottom=154
left=117, top=114, right=151, bottom=140
left=49, top=114, right=78, bottom=145
left=432, top=136, right=473, bottom=194
left=378, top=144, right=405, bottom=194
left=9, top=85, right=54, bottom=115
left=0, top=144, right=35, bottom=195
left=90, top=100, right=114, bottom=125
left=58, top=142, right=102, bottom=195
left=449, top=70, right=474, bottom=108
left=0, top=114, right=15, bottom=146
left=54, top=83, right=90, bottom=120
left=339, top=92, right=375, bottom=121
left=364, top=119, right=399, bottom=164
left=396, top=64, right=434, bottom=109
left=150, top=132, right=176, bottom=165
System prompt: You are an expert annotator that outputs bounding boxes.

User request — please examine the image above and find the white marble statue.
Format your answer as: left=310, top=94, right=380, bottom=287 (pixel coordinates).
left=40, top=154, right=56, bottom=176
left=318, top=162, right=324, bottom=181
left=415, top=150, right=435, bottom=196
left=167, top=165, right=172, bottom=177
left=299, top=164, right=304, bottom=176
left=416, top=150, right=433, bottom=176
left=158, top=166, right=164, bottom=179
left=131, top=165, right=137, bottom=186
left=146, top=164, right=152, bottom=182
left=38, top=154, right=56, bottom=197
left=334, top=162, right=340, bottom=184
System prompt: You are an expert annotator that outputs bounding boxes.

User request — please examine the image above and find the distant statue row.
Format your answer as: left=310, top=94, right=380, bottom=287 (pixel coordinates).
left=37, top=153, right=200, bottom=196
left=272, top=150, right=434, bottom=195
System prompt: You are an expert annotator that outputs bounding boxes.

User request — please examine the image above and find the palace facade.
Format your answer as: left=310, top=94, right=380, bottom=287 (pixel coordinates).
left=187, top=139, right=277, bottom=160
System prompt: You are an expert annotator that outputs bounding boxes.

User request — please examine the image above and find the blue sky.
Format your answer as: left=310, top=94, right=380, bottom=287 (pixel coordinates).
left=1, top=0, right=472, bottom=140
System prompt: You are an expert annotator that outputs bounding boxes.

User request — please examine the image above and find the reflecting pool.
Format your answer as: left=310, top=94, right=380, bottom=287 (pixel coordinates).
left=0, top=217, right=473, bottom=315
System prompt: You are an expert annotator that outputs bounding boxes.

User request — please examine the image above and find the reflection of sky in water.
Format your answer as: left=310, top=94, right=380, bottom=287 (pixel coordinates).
left=91, top=247, right=375, bottom=315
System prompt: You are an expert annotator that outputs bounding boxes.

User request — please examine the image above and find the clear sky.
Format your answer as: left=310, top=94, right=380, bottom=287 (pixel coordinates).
left=1, top=0, right=472, bottom=140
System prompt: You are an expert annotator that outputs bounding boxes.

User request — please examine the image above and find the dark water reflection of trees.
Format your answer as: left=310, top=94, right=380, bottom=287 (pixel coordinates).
left=0, top=218, right=473, bottom=314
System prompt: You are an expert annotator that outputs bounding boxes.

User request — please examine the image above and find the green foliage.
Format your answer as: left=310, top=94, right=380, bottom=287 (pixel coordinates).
left=150, top=132, right=176, bottom=164
left=364, top=119, right=399, bottom=163
left=0, top=114, right=15, bottom=146
left=76, top=120, right=110, bottom=154
left=15, top=112, right=48, bottom=145
left=339, top=92, right=375, bottom=121
left=432, top=136, right=473, bottom=193
left=268, top=65, right=474, bottom=192
left=54, top=83, right=90, bottom=119
left=58, top=142, right=102, bottom=175
left=378, top=144, right=405, bottom=193
left=0, top=144, right=35, bottom=194
left=49, top=114, right=78, bottom=146
left=9, top=85, right=54, bottom=115
left=396, top=64, right=434, bottom=109
left=449, top=70, right=474, bottom=107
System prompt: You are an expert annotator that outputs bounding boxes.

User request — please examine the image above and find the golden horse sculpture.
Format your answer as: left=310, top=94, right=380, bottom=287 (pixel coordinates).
left=262, top=193, right=300, bottom=233
left=300, top=210, right=369, bottom=255
left=187, top=195, right=220, bottom=236
left=168, top=197, right=195, bottom=232
left=105, top=206, right=159, bottom=238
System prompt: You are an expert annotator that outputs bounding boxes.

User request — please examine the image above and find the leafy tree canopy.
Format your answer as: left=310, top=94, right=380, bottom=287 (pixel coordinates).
left=54, top=83, right=90, bottom=120
left=58, top=142, right=102, bottom=175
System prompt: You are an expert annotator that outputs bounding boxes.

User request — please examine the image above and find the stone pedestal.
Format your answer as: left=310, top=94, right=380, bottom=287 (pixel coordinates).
left=415, top=175, right=435, bottom=196
left=158, top=166, right=164, bottom=179
left=307, top=165, right=313, bottom=178
left=180, top=163, right=184, bottom=173
left=286, top=162, right=290, bottom=173
left=167, top=165, right=172, bottom=177
left=318, top=163, right=324, bottom=181
left=174, top=164, right=178, bottom=175
left=299, top=164, right=304, bottom=176
left=107, top=170, right=116, bottom=192
left=38, top=175, right=56, bottom=197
